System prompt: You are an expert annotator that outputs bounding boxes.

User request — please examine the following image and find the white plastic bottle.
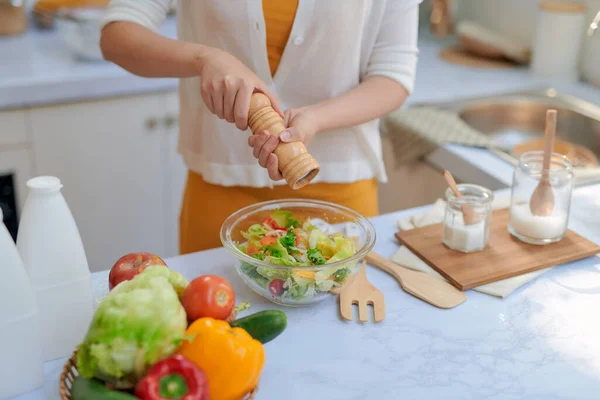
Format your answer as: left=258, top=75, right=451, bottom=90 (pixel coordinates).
left=16, top=176, right=93, bottom=361
left=0, top=208, right=44, bottom=399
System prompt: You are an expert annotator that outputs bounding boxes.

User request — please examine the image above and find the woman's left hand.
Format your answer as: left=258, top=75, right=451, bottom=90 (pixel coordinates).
left=247, top=106, right=320, bottom=181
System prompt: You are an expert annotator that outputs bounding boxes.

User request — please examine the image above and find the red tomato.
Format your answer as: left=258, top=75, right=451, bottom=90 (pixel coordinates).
left=246, top=244, right=259, bottom=255
left=182, top=275, right=236, bottom=321
left=263, top=217, right=286, bottom=231
left=260, top=236, right=278, bottom=246
left=269, top=279, right=285, bottom=296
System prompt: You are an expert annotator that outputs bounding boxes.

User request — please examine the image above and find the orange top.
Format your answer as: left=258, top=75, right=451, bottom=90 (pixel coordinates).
left=262, top=0, right=299, bottom=76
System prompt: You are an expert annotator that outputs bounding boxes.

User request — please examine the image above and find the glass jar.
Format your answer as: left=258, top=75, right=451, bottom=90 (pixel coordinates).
left=508, top=151, right=574, bottom=245
left=442, top=184, right=494, bottom=253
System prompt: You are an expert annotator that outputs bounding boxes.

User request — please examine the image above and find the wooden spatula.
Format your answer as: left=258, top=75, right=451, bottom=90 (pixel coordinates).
left=339, top=260, right=386, bottom=323
left=365, top=251, right=467, bottom=309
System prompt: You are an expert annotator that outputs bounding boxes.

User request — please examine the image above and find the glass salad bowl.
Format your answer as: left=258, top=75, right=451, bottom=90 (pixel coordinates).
left=220, top=199, right=376, bottom=307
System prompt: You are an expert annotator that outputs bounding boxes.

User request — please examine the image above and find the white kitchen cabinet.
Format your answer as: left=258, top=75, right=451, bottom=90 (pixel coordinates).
left=29, top=94, right=170, bottom=272
left=162, top=91, right=188, bottom=258
left=0, top=108, right=29, bottom=147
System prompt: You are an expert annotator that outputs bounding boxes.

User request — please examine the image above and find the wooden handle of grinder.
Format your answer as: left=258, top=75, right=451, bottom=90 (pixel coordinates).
left=247, top=93, right=320, bottom=190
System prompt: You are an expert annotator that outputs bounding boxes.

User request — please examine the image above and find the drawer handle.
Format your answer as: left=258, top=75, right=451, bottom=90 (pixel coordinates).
left=146, top=118, right=158, bottom=130
left=164, top=115, right=178, bottom=128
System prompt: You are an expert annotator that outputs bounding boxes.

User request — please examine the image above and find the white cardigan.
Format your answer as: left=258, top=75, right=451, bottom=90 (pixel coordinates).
left=102, top=0, right=422, bottom=188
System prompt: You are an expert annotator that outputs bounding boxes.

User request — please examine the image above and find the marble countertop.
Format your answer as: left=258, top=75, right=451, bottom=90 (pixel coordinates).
left=12, top=183, right=600, bottom=400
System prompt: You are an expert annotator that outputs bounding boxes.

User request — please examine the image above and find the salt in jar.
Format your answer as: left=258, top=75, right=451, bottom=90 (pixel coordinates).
left=508, top=151, right=573, bottom=245
left=442, top=184, right=494, bottom=253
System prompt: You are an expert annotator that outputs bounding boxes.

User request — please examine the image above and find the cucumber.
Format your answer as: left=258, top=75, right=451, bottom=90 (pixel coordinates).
left=230, top=310, right=287, bottom=344
left=71, top=376, right=137, bottom=400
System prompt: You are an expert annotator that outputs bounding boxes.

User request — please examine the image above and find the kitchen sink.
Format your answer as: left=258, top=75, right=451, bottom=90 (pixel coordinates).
left=416, top=88, right=600, bottom=168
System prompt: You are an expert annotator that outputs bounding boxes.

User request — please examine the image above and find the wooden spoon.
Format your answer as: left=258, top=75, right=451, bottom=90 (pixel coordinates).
left=530, top=109, right=557, bottom=216
left=443, top=170, right=478, bottom=225
left=366, top=251, right=467, bottom=309
left=339, top=260, right=386, bottom=323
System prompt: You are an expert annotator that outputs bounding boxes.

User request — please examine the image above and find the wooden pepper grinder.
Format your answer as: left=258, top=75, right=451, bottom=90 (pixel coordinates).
left=247, top=93, right=320, bottom=190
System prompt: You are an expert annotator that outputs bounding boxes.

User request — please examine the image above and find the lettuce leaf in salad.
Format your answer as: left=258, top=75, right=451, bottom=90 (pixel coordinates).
left=305, top=286, right=318, bottom=298
left=292, top=275, right=313, bottom=288
left=332, top=267, right=352, bottom=284
left=241, top=224, right=267, bottom=241
left=294, top=228, right=309, bottom=248
left=309, top=229, right=339, bottom=258
left=279, top=229, right=297, bottom=251
left=326, top=236, right=356, bottom=264
left=271, top=210, right=300, bottom=229
left=264, top=256, right=300, bottom=266
left=240, top=262, right=269, bottom=287
left=317, top=280, right=336, bottom=292
left=285, top=284, right=309, bottom=300
left=313, top=239, right=356, bottom=284
left=308, top=229, right=327, bottom=249
left=283, top=276, right=311, bottom=299
left=292, top=251, right=309, bottom=265
left=302, top=218, right=318, bottom=233
left=256, top=265, right=291, bottom=280
left=314, top=264, right=348, bottom=285
left=264, top=239, right=290, bottom=258
left=307, top=248, right=326, bottom=265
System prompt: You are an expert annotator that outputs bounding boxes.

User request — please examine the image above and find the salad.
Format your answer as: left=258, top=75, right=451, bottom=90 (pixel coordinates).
left=236, top=209, right=359, bottom=302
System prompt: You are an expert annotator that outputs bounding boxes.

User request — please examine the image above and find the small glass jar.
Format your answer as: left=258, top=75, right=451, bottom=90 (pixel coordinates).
left=442, top=184, right=494, bottom=253
left=508, top=151, right=574, bottom=245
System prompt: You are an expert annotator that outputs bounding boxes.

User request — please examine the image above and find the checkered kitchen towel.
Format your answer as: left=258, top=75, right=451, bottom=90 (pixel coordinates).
left=381, top=106, right=492, bottom=166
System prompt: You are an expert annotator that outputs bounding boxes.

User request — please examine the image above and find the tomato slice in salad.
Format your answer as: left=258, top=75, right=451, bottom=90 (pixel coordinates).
left=292, top=229, right=302, bottom=247
left=263, top=216, right=287, bottom=231
left=246, top=244, right=260, bottom=255
left=260, top=236, right=278, bottom=246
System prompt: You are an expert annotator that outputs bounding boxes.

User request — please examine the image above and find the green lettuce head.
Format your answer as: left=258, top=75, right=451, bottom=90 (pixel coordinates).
left=77, top=265, right=188, bottom=388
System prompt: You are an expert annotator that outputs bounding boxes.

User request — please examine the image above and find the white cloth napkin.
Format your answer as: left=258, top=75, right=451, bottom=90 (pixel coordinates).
left=392, top=195, right=553, bottom=298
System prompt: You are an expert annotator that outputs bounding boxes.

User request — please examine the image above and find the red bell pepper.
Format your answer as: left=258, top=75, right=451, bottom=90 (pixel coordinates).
left=135, top=355, right=209, bottom=400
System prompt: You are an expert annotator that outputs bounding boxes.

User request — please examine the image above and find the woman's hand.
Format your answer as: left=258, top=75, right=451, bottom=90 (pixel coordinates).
left=247, top=106, right=320, bottom=181
left=198, top=47, right=282, bottom=130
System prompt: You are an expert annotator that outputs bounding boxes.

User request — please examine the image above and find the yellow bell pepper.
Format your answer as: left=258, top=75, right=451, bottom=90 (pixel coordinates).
left=177, top=318, right=264, bottom=400
left=294, top=270, right=315, bottom=279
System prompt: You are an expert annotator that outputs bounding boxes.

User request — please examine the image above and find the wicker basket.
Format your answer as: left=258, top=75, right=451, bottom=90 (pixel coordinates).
left=60, top=351, right=257, bottom=399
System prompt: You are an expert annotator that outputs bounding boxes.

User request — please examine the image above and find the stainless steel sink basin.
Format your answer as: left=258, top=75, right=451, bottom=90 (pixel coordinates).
left=416, top=88, right=600, bottom=167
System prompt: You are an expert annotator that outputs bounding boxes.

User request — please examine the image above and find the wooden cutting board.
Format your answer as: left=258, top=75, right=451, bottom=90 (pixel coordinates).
left=396, top=208, right=600, bottom=291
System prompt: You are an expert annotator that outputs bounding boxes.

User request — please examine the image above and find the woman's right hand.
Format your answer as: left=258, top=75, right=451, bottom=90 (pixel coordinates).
left=197, top=47, right=282, bottom=131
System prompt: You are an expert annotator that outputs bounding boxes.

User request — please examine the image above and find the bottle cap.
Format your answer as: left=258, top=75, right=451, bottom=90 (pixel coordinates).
left=26, top=176, right=63, bottom=193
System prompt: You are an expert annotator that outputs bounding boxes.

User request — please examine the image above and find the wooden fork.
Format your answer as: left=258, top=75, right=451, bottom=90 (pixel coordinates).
left=339, top=260, right=386, bottom=323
